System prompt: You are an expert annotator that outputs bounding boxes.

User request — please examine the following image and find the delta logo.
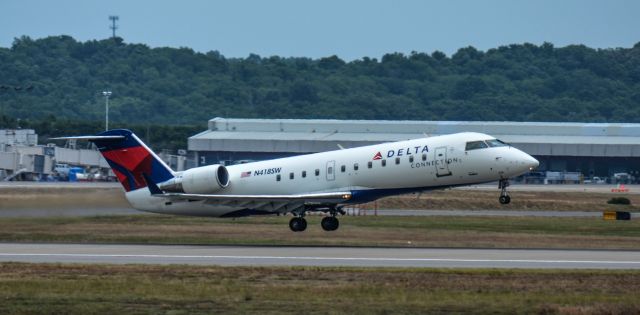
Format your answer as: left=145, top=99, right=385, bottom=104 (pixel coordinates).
left=372, top=145, right=429, bottom=160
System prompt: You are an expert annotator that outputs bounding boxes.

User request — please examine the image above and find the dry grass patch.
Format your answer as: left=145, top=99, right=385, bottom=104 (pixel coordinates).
left=0, top=187, right=129, bottom=210
left=1, top=215, right=640, bottom=249
left=370, top=190, right=640, bottom=211
left=3, top=186, right=639, bottom=212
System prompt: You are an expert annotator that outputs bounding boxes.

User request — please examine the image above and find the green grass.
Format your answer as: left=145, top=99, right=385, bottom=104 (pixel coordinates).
left=347, top=215, right=640, bottom=236
left=0, top=263, right=639, bottom=314
left=0, top=214, right=639, bottom=249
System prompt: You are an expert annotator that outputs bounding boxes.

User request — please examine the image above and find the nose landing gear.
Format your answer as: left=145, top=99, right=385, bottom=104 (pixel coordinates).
left=498, top=179, right=511, bottom=204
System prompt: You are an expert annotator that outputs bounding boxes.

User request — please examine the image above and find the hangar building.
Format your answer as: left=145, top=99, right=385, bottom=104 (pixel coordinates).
left=188, top=117, right=640, bottom=181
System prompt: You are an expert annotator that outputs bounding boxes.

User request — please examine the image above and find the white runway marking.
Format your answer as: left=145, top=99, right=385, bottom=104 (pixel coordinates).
left=1, top=253, right=639, bottom=265
left=2, top=243, right=640, bottom=269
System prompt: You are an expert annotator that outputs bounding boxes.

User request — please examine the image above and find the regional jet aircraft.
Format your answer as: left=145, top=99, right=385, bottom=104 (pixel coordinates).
left=54, top=130, right=538, bottom=231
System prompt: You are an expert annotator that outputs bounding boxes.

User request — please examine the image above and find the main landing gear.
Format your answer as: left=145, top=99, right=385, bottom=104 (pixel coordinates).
left=289, top=216, right=307, bottom=232
left=321, top=216, right=339, bottom=231
left=288, top=206, right=344, bottom=232
left=498, top=178, right=511, bottom=204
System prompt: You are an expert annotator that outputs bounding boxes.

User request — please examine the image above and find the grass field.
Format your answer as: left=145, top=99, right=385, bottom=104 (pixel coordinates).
left=0, top=186, right=129, bottom=210
left=375, top=189, right=640, bottom=211
left=1, top=263, right=638, bottom=314
left=2, top=185, right=639, bottom=212
left=1, top=214, right=639, bottom=249
left=1, top=187, right=638, bottom=313
left=1, top=185, right=639, bottom=249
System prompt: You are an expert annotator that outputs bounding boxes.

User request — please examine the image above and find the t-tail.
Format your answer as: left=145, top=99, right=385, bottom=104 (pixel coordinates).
left=52, top=129, right=175, bottom=192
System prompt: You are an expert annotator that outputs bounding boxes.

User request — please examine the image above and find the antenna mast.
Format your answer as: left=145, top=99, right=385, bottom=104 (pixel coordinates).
left=109, top=15, right=119, bottom=38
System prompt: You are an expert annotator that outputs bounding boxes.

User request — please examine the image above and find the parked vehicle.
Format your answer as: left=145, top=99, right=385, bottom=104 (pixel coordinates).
left=613, top=173, right=631, bottom=184
left=584, top=176, right=606, bottom=184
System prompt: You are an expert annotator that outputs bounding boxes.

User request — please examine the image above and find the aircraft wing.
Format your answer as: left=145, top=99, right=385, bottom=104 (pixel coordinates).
left=152, top=191, right=352, bottom=213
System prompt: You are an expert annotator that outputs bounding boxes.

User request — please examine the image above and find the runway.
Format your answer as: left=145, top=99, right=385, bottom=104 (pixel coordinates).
left=1, top=243, right=639, bottom=269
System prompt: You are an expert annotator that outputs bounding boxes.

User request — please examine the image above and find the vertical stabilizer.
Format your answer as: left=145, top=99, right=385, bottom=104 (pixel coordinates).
left=77, top=129, right=174, bottom=192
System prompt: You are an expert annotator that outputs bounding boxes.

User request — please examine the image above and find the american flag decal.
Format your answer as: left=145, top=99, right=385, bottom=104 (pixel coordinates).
left=241, top=171, right=252, bottom=178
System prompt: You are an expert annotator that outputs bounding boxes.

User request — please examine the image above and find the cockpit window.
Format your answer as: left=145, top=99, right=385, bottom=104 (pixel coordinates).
left=465, top=141, right=488, bottom=151
left=486, top=139, right=508, bottom=147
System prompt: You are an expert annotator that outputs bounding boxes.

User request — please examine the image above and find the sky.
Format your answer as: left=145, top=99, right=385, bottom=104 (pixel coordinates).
left=1, top=0, right=639, bottom=61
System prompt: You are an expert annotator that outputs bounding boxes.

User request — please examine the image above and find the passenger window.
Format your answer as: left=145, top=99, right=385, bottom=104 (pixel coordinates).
left=422, top=153, right=427, bottom=161
left=381, top=160, right=386, bottom=167
left=368, top=161, right=372, bottom=169
left=341, top=165, right=346, bottom=172
left=409, top=155, right=414, bottom=163
left=486, top=139, right=508, bottom=147
left=328, top=167, right=333, bottom=174
left=395, top=157, right=400, bottom=165
left=276, top=174, right=281, bottom=181
left=290, top=172, right=294, bottom=180
left=354, top=163, right=359, bottom=171
left=465, top=141, right=489, bottom=151
left=315, top=169, right=320, bottom=176
left=302, top=171, right=306, bottom=178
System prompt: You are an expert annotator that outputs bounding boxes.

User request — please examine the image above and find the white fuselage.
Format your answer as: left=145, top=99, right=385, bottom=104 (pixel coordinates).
left=125, top=132, right=538, bottom=216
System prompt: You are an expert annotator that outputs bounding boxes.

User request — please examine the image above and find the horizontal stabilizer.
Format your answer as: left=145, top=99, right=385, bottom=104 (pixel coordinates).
left=49, top=135, right=126, bottom=141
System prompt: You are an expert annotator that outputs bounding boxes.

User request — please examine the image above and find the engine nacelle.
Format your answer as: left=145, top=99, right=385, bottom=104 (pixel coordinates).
left=158, top=164, right=229, bottom=194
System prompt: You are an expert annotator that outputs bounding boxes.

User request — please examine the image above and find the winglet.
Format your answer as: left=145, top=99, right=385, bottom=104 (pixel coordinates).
left=143, top=173, right=164, bottom=195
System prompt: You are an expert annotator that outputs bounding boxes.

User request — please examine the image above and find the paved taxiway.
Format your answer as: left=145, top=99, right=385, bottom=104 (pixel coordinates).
left=1, top=243, right=639, bottom=269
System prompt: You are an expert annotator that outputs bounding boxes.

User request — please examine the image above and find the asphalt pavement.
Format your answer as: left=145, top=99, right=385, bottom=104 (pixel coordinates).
left=0, top=243, right=639, bottom=269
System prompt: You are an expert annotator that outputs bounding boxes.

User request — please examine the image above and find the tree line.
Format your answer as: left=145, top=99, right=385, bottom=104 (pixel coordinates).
left=1, top=35, right=639, bottom=149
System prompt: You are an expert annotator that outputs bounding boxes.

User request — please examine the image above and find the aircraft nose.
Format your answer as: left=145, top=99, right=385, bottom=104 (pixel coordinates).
left=509, top=150, right=539, bottom=175
left=526, top=155, right=539, bottom=171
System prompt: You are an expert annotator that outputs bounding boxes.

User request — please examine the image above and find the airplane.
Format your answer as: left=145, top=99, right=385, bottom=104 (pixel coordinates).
left=54, top=129, right=539, bottom=232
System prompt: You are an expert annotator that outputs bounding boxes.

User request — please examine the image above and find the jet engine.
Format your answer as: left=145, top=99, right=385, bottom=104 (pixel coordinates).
left=158, top=164, right=229, bottom=194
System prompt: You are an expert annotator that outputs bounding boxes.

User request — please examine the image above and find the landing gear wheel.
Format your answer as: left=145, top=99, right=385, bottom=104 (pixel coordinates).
left=321, top=216, right=340, bottom=231
left=289, top=217, right=307, bottom=232
left=498, top=178, right=511, bottom=205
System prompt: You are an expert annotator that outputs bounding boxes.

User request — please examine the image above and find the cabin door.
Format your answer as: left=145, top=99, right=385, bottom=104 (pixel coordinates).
left=434, top=146, right=452, bottom=177
left=326, top=160, right=336, bottom=181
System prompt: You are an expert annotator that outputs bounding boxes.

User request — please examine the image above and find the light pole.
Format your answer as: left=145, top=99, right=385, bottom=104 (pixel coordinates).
left=102, top=91, right=112, bottom=131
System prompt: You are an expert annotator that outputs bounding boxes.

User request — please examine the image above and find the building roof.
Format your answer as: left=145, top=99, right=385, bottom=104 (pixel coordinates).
left=188, top=118, right=640, bottom=157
